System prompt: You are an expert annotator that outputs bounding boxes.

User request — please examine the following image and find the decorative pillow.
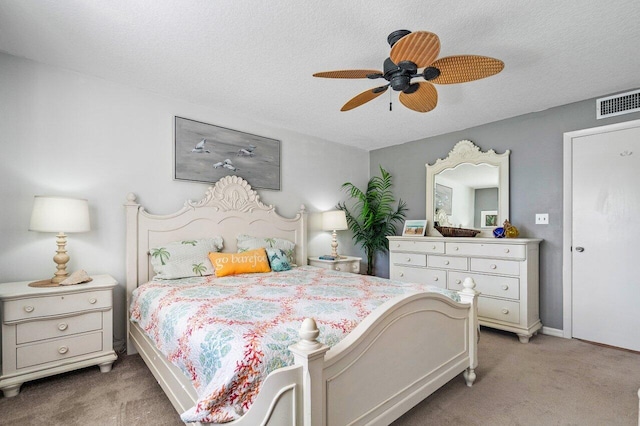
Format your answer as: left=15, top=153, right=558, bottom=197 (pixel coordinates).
left=236, top=234, right=296, bottom=265
left=208, top=248, right=271, bottom=277
left=266, top=248, right=291, bottom=272
left=150, top=237, right=223, bottom=279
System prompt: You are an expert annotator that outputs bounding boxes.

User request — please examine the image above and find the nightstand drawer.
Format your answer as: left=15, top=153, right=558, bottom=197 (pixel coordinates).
left=16, top=331, right=104, bottom=369
left=4, top=290, right=111, bottom=322
left=16, top=312, right=103, bottom=344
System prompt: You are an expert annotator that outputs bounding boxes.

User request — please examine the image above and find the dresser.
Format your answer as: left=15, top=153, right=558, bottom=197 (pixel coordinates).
left=388, top=236, right=542, bottom=343
left=0, top=275, right=118, bottom=397
left=308, top=256, right=361, bottom=274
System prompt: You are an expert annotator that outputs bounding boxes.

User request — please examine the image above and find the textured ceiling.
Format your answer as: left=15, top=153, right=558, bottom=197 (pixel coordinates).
left=1, top=1, right=639, bottom=150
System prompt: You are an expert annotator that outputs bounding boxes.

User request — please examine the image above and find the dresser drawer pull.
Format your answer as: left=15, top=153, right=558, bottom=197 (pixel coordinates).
left=396, top=243, right=401, bottom=248
left=501, top=285, right=509, bottom=291
left=399, top=272, right=404, bottom=277
left=504, top=248, right=510, bottom=253
left=406, top=257, right=411, bottom=262
left=501, top=309, right=510, bottom=315
left=490, top=264, right=497, bottom=269
left=444, top=260, right=450, bottom=265
left=24, top=305, right=35, bottom=313
left=58, top=346, right=69, bottom=354
left=89, top=298, right=98, bottom=304
left=334, top=266, right=341, bottom=271
left=455, top=279, right=462, bottom=284
left=58, top=323, right=69, bottom=331
left=453, top=246, right=459, bottom=251
left=433, top=277, right=439, bottom=281
left=431, top=245, right=436, bottom=250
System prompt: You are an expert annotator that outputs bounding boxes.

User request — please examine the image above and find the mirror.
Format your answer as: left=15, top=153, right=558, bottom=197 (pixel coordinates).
left=426, top=140, right=510, bottom=237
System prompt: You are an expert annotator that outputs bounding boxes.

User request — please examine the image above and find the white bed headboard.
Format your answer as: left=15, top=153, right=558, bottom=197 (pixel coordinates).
left=124, top=175, right=307, bottom=300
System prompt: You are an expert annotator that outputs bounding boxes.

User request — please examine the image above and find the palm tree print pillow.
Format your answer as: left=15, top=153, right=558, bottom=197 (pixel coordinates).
left=150, top=237, right=223, bottom=279
left=236, top=234, right=296, bottom=265
left=265, top=248, right=291, bottom=272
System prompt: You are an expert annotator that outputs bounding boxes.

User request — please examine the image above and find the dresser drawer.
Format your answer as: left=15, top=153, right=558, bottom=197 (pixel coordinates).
left=391, top=266, right=446, bottom=288
left=389, top=240, right=444, bottom=254
left=478, top=298, right=520, bottom=324
left=427, top=255, right=468, bottom=270
left=4, top=290, right=111, bottom=323
left=16, top=331, right=104, bottom=369
left=390, top=252, right=427, bottom=267
left=445, top=242, right=526, bottom=259
left=449, top=272, right=519, bottom=300
left=470, top=258, right=520, bottom=276
left=16, top=311, right=103, bottom=344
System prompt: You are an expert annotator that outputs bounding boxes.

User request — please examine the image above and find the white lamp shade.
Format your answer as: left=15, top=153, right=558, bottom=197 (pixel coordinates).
left=29, top=196, right=90, bottom=233
left=322, top=210, right=348, bottom=231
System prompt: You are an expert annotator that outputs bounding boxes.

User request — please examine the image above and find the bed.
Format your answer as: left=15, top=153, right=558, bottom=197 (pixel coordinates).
left=125, top=176, right=479, bottom=425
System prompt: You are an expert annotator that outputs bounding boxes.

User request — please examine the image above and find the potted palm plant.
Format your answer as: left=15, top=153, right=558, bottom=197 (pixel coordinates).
left=337, top=166, right=407, bottom=275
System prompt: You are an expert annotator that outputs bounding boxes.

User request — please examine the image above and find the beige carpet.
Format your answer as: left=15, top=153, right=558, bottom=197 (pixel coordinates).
left=1, top=329, right=638, bottom=425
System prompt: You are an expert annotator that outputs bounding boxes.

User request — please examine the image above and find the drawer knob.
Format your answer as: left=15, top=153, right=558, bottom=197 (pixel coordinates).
left=433, top=277, right=439, bottom=281
left=490, top=264, right=497, bottom=269
left=89, top=298, right=98, bottom=304
left=456, top=279, right=462, bottom=284
left=504, top=248, right=510, bottom=253
left=444, top=260, right=450, bottom=265
left=396, top=243, right=400, bottom=247
left=431, top=245, right=436, bottom=250
left=502, top=285, right=509, bottom=290
left=501, top=309, right=510, bottom=315
left=453, top=247, right=459, bottom=251
left=406, top=257, right=411, bottom=262
left=58, top=323, right=68, bottom=331
left=24, top=305, right=35, bottom=313
left=58, top=346, right=69, bottom=354
left=399, top=272, right=404, bottom=277
left=335, top=266, right=341, bottom=271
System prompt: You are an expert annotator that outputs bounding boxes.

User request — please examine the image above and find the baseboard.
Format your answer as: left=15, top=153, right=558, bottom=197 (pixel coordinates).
left=541, top=326, right=564, bottom=338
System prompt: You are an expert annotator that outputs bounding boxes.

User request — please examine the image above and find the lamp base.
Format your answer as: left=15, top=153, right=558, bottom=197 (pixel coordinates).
left=28, top=279, right=61, bottom=288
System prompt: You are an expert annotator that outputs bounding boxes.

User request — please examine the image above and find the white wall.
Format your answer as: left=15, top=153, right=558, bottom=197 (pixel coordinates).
left=0, top=52, right=369, bottom=349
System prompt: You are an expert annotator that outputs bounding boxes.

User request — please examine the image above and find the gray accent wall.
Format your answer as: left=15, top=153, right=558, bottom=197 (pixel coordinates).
left=370, top=95, right=640, bottom=330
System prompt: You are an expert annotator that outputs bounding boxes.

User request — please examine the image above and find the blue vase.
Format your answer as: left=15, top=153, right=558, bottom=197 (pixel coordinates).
left=493, top=227, right=506, bottom=238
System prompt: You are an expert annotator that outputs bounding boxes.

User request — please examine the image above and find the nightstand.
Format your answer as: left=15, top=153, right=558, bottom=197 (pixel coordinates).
left=308, top=256, right=362, bottom=274
left=0, top=274, right=118, bottom=397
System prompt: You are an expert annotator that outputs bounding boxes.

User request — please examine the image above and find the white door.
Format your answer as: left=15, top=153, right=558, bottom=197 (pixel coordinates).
left=571, top=122, right=640, bottom=351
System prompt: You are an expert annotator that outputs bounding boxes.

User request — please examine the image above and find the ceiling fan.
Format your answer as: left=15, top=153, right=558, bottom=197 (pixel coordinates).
left=313, top=30, right=504, bottom=113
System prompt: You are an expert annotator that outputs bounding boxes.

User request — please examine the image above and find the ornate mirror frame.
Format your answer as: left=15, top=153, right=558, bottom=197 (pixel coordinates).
left=426, top=140, right=510, bottom=237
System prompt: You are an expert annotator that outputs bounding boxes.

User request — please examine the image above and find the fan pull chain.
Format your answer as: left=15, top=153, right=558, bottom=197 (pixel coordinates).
left=389, top=90, right=392, bottom=111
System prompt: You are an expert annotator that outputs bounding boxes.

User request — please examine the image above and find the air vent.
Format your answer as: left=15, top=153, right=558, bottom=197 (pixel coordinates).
left=596, top=89, right=640, bottom=119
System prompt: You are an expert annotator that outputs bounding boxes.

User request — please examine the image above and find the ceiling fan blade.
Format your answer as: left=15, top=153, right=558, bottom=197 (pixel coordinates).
left=399, top=82, right=438, bottom=113
left=341, top=86, right=388, bottom=111
left=389, top=31, right=440, bottom=68
left=313, top=70, right=383, bottom=79
left=429, top=55, right=505, bottom=84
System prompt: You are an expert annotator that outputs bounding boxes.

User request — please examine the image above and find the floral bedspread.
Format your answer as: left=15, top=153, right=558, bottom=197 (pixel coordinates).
left=129, top=265, right=460, bottom=423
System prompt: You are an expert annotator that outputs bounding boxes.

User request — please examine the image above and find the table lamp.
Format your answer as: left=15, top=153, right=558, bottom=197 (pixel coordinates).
left=29, top=196, right=90, bottom=287
left=322, top=210, right=348, bottom=258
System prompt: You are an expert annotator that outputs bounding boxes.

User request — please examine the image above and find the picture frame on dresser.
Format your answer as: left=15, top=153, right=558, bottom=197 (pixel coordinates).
left=402, top=219, right=427, bottom=236
left=481, top=210, right=498, bottom=228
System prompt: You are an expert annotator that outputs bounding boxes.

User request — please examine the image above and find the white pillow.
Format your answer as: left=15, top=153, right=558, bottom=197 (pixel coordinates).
left=150, top=237, right=223, bottom=279
left=236, top=234, right=296, bottom=265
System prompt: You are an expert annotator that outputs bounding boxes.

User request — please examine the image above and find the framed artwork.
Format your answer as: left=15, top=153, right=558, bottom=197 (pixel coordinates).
left=402, top=220, right=427, bottom=236
left=481, top=210, right=498, bottom=228
left=174, top=116, right=281, bottom=190
left=435, top=184, right=453, bottom=215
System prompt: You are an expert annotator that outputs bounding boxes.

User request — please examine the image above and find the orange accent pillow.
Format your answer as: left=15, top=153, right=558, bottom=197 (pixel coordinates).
left=208, top=248, right=271, bottom=277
